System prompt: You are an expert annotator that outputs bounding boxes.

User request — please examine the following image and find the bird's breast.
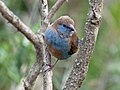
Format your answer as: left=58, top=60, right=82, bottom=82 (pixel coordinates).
left=45, top=27, right=72, bottom=59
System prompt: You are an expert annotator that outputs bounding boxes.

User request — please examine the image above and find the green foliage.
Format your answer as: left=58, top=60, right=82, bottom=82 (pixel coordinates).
left=0, top=0, right=120, bottom=90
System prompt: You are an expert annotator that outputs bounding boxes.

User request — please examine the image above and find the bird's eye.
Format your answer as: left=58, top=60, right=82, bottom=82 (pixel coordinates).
left=62, top=24, right=66, bottom=27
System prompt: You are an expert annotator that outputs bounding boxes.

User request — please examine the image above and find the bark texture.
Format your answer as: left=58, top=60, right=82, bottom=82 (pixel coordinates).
left=63, top=0, right=104, bottom=90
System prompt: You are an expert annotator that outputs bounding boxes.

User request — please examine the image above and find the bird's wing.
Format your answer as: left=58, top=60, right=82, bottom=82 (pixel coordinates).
left=68, top=32, right=79, bottom=55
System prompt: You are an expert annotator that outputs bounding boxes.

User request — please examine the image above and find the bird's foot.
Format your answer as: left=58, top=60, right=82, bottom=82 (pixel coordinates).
left=44, top=64, right=54, bottom=72
left=44, top=59, right=59, bottom=72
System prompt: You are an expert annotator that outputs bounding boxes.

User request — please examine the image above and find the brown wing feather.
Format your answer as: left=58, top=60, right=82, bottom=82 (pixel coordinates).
left=68, top=32, right=79, bottom=55
left=46, top=41, right=63, bottom=59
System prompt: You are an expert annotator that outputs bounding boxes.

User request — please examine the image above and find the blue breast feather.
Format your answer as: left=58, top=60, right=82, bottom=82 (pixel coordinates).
left=45, top=27, right=71, bottom=59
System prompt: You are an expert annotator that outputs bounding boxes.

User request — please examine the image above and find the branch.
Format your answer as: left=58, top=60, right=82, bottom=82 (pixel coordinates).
left=42, top=43, right=53, bottom=90
left=24, top=39, right=44, bottom=90
left=0, top=1, right=44, bottom=90
left=40, top=0, right=48, bottom=25
left=40, top=0, right=66, bottom=89
left=63, top=0, right=104, bottom=89
left=39, top=0, right=53, bottom=90
left=23, top=0, right=48, bottom=89
left=37, top=0, right=67, bottom=89
left=0, top=1, right=38, bottom=45
left=24, top=0, right=66, bottom=89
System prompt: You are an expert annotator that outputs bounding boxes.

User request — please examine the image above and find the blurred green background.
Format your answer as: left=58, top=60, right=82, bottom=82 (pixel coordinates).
left=0, top=0, right=120, bottom=90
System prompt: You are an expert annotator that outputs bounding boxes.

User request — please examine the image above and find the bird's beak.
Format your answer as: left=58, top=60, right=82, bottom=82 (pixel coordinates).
left=69, top=24, right=75, bottom=36
left=69, top=24, right=76, bottom=31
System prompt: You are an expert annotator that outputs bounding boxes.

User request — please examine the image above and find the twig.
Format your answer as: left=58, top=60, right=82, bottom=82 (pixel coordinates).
left=63, top=0, right=104, bottom=89
left=46, top=0, right=65, bottom=22
left=0, top=1, right=38, bottom=45
left=47, top=0, right=65, bottom=20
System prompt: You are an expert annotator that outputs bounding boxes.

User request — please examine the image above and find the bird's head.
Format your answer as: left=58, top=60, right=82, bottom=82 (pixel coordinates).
left=52, top=16, right=76, bottom=38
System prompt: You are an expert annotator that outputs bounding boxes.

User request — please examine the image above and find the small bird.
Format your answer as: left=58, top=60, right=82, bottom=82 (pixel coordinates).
left=44, top=16, right=79, bottom=67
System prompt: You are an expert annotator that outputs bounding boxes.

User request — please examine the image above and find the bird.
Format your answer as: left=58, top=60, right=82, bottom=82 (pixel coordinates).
left=44, top=16, right=79, bottom=68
